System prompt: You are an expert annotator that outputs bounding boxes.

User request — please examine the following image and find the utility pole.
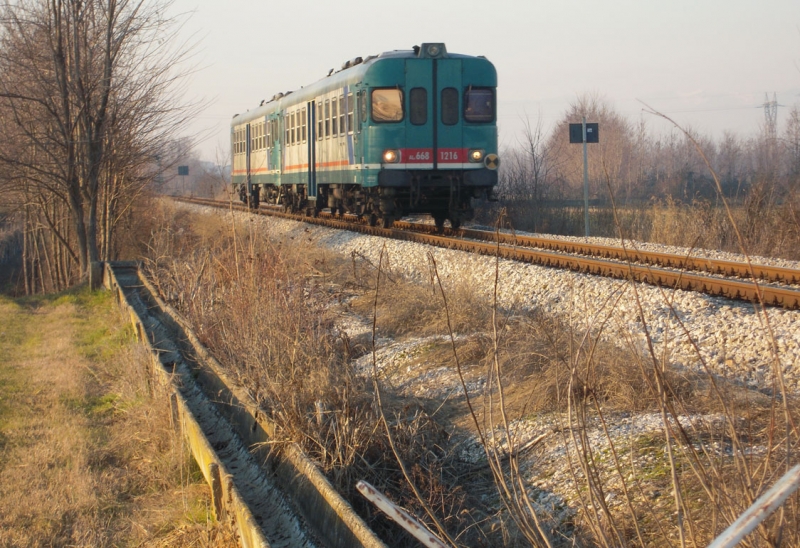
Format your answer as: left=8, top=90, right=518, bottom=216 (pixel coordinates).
left=764, top=92, right=778, bottom=141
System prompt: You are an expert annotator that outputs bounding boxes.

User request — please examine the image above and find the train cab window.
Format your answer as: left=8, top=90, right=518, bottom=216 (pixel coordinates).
left=441, top=88, right=458, bottom=125
left=324, top=100, right=330, bottom=138
left=317, top=104, right=323, bottom=141
left=338, top=95, right=345, bottom=135
left=464, top=87, right=495, bottom=123
left=347, top=93, right=354, bottom=133
left=410, top=88, right=427, bottom=125
left=371, top=88, right=403, bottom=122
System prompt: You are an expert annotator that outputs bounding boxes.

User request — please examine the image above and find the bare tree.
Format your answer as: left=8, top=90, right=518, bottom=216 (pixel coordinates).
left=0, top=0, right=194, bottom=289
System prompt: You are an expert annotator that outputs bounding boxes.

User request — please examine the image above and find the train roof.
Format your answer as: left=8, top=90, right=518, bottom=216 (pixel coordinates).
left=231, top=43, right=493, bottom=127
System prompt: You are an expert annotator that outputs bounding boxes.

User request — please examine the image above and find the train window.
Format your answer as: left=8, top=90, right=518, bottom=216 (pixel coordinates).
left=331, top=98, right=338, bottom=136
left=359, top=91, right=366, bottom=124
left=301, top=108, right=307, bottom=142
left=324, top=100, right=330, bottom=138
left=441, top=88, right=458, bottom=125
left=266, top=121, right=271, bottom=149
left=317, top=103, right=323, bottom=141
left=410, top=88, right=427, bottom=125
left=371, top=88, right=403, bottom=122
left=464, top=87, right=495, bottom=123
left=285, top=114, right=290, bottom=144
left=292, top=111, right=297, bottom=145
left=338, top=95, right=345, bottom=135
left=347, top=93, right=354, bottom=133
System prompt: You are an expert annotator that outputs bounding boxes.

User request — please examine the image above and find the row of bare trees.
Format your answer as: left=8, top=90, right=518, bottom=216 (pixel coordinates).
left=500, top=94, right=800, bottom=204
left=0, top=0, right=193, bottom=293
left=492, top=94, right=800, bottom=254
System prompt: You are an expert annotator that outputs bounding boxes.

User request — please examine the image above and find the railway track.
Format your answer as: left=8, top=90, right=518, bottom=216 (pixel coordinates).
left=174, top=196, right=800, bottom=310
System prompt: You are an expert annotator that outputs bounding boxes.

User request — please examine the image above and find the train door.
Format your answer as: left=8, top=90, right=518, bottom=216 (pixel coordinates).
left=307, top=100, right=317, bottom=201
left=245, top=123, right=252, bottom=197
left=404, top=59, right=433, bottom=166
left=405, top=56, right=464, bottom=167
left=435, top=59, right=463, bottom=168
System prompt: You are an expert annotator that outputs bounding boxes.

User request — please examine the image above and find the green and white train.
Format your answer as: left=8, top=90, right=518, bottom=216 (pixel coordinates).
left=231, top=43, right=498, bottom=229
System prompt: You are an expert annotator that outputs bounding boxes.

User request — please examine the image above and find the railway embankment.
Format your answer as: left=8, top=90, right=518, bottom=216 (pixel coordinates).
left=160, top=199, right=800, bottom=545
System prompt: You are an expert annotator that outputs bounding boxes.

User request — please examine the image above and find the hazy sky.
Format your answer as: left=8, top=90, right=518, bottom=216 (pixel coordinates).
left=168, top=0, right=800, bottom=162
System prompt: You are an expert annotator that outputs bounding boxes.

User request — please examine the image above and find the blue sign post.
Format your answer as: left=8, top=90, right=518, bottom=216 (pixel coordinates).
left=569, top=121, right=599, bottom=237
left=178, top=166, right=189, bottom=195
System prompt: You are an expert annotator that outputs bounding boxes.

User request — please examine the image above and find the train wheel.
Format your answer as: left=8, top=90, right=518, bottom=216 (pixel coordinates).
left=433, top=215, right=446, bottom=233
left=449, top=218, right=461, bottom=230
left=380, top=216, right=394, bottom=229
left=368, top=213, right=378, bottom=227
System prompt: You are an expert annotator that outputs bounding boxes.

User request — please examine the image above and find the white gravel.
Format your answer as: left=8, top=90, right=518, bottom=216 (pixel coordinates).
left=186, top=201, right=800, bottom=399
left=235, top=211, right=800, bottom=393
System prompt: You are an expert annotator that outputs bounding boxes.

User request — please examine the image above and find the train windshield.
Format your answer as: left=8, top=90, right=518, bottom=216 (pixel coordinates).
left=464, top=87, right=494, bottom=123
left=371, top=88, right=404, bottom=122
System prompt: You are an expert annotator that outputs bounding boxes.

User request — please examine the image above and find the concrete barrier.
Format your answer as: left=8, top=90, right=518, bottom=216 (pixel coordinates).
left=104, top=262, right=386, bottom=548
left=104, top=263, right=271, bottom=548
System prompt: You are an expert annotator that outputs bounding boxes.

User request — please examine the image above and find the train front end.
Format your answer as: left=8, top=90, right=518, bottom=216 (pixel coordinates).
left=363, top=43, right=498, bottom=229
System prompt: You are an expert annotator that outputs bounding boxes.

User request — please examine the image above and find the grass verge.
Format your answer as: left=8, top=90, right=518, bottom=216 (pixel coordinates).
left=0, top=286, right=236, bottom=547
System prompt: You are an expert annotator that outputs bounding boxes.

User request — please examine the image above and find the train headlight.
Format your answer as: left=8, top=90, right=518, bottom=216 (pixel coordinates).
left=469, top=149, right=484, bottom=163
left=382, top=149, right=399, bottom=163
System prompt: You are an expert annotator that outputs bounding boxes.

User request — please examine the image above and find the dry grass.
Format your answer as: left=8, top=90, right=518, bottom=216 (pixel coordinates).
left=142, top=203, right=492, bottom=546
left=144, top=201, right=800, bottom=547
left=0, top=288, right=236, bottom=547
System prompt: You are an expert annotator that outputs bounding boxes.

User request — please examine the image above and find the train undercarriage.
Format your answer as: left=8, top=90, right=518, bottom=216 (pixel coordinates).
left=238, top=172, right=493, bottom=230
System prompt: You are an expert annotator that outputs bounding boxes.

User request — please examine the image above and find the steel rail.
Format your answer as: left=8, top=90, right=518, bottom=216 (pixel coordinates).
left=173, top=196, right=800, bottom=309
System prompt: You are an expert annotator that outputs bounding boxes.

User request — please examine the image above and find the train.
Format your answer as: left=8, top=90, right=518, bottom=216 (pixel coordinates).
left=231, top=43, right=498, bottom=229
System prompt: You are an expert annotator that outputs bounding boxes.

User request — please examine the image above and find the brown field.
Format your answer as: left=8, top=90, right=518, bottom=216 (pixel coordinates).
left=0, top=288, right=236, bottom=547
